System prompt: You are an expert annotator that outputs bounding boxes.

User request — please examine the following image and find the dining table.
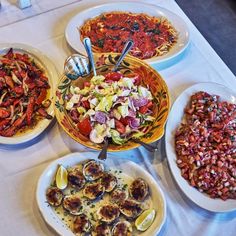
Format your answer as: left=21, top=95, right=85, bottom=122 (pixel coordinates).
left=0, top=0, right=235, bottom=235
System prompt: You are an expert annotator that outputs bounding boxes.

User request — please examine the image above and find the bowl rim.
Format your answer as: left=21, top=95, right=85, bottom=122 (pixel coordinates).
left=55, top=52, right=170, bottom=151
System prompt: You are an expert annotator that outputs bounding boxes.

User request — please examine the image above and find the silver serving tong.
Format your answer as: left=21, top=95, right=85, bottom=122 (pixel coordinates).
left=64, top=37, right=97, bottom=80
left=64, top=54, right=90, bottom=80
left=83, top=37, right=97, bottom=76
left=112, top=40, right=133, bottom=71
left=64, top=38, right=157, bottom=157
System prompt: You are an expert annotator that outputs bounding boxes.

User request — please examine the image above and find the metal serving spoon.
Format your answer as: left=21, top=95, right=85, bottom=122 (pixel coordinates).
left=64, top=37, right=96, bottom=80
left=83, top=37, right=97, bottom=76
left=64, top=39, right=133, bottom=79
left=64, top=39, right=156, bottom=157
left=97, top=40, right=134, bottom=159
left=81, top=38, right=108, bottom=160
left=112, top=40, right=134, bottom=71
left=64, top=54, right=90, bottom=80
left=95, top=40, right=157, bottom=157
left=97, top=138, right=109, bottom=160
left=133, top=139, right=158, bottom=152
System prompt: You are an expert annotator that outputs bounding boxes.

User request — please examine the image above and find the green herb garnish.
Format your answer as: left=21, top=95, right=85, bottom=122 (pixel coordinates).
left=97, top=38, right=104, bottom=48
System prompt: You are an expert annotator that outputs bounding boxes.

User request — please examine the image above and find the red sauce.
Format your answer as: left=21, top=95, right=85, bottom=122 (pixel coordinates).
left=80, top=12, right=178, bottom=60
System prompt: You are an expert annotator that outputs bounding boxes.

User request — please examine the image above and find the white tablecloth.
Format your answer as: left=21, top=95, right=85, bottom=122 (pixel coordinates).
left=0, top=0, right=235, bottom=235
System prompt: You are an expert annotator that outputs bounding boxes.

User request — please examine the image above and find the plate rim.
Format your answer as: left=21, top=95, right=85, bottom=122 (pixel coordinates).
left=36, top=152, right=167, bottom=236
left=165, top=82, right=236, bottom=213
left=0, top=43, right=58, bottom=145
left=65, top=1, right=190, bottom=65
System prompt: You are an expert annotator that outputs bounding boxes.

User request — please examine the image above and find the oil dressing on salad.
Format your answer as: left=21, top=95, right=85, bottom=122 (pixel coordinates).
left=65, top=71, right=155, bottom=145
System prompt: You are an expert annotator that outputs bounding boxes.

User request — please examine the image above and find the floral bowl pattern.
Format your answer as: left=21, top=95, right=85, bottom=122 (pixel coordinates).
left=55, top=53, right=170, bottom=151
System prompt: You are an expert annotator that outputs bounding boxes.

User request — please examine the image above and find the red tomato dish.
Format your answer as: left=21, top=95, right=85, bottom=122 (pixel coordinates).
left=0, top=48, right=52, bottom=137
left=80, top=12, right=178, bottom=60
left=175, top=91, right=236, bottom=200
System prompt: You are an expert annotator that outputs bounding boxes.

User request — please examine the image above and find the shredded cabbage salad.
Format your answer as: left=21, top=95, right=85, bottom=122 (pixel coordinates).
left=65, top=72, right=155, bottom=145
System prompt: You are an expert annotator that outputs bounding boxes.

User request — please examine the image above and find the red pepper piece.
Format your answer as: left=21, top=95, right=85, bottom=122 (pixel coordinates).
left=5, top=76, right=14, bottom=89
left=0, top=108, right=11, bottom=118
left=36, top=89, right=47, bottom=105
left=26, top=97, right=35, bottom=125
left=37, top=108, right=53, bottom=120
left=0, top=119, right=10, bottom=131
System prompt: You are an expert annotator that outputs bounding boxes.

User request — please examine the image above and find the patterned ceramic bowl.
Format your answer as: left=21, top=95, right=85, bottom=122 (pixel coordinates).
left=55, top=53, right=170, bottom=151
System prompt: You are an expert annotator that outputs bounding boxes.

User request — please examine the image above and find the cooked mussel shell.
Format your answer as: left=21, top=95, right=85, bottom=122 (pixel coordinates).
left=83, top=182, right=105, bottom=200
left=68, top=167, right=86, bottom=190
left=83, top=160, right=104, bottom=181
left=46, top=187, right=63, bottom=207
left=62, top=194, right=82, bottom=215
left=92, top=222, right=111, bottom=236
left=112, top=221, right=132, bottom=236
left=97, top=204, right=120, bottom=224
left=129, top=178, right=149, bottom=202
left=110, top=188, right=128, bottom=205
left=100, top=172, right=117, bottom=192
left=119, top=199, right=142, bottom=218
left=73, top=214, right=91, bottom=235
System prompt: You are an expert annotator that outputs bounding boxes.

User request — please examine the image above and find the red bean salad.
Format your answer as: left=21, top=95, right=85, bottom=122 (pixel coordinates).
left=175, top=91, right=236, bottom=200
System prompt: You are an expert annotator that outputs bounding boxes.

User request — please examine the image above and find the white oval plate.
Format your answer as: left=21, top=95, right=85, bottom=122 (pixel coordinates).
left=165, top=82, right=236, bottom=213
left=36, top=152, right=166, bottom=236
left=65, top=2, right=190, bottom=65
left=0, top=43, right=58, bottom=145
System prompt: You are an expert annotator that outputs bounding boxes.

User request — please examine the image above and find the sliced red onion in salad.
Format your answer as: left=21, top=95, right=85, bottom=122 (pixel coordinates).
left=94, top=111, right=107, bottom=124
left=128, top=117, right=140, bottom=129
left=132, top=97, right=148, bottom=107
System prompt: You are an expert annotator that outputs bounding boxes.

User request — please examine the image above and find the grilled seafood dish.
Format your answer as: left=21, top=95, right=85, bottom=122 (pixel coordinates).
left=46, top=160, right=153, bottom=234
left=0, top=48, right=52, bottom=137
left=110, top=188, right=128, bottom=204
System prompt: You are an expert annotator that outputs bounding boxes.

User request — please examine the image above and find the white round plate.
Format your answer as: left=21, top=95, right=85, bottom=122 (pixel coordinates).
left=0, top=43, right=58, bottom=145
left=165, top=82, right=236, bottom=213
left=36, top=152, right=166, bottom=236
left=65, top=2, right=190, bottom=65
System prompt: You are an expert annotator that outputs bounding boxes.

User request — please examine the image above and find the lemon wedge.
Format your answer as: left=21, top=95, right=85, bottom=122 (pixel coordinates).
left=56, top=165, right=68, bottom=190
left=135, top=209, right=156, bottom=231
